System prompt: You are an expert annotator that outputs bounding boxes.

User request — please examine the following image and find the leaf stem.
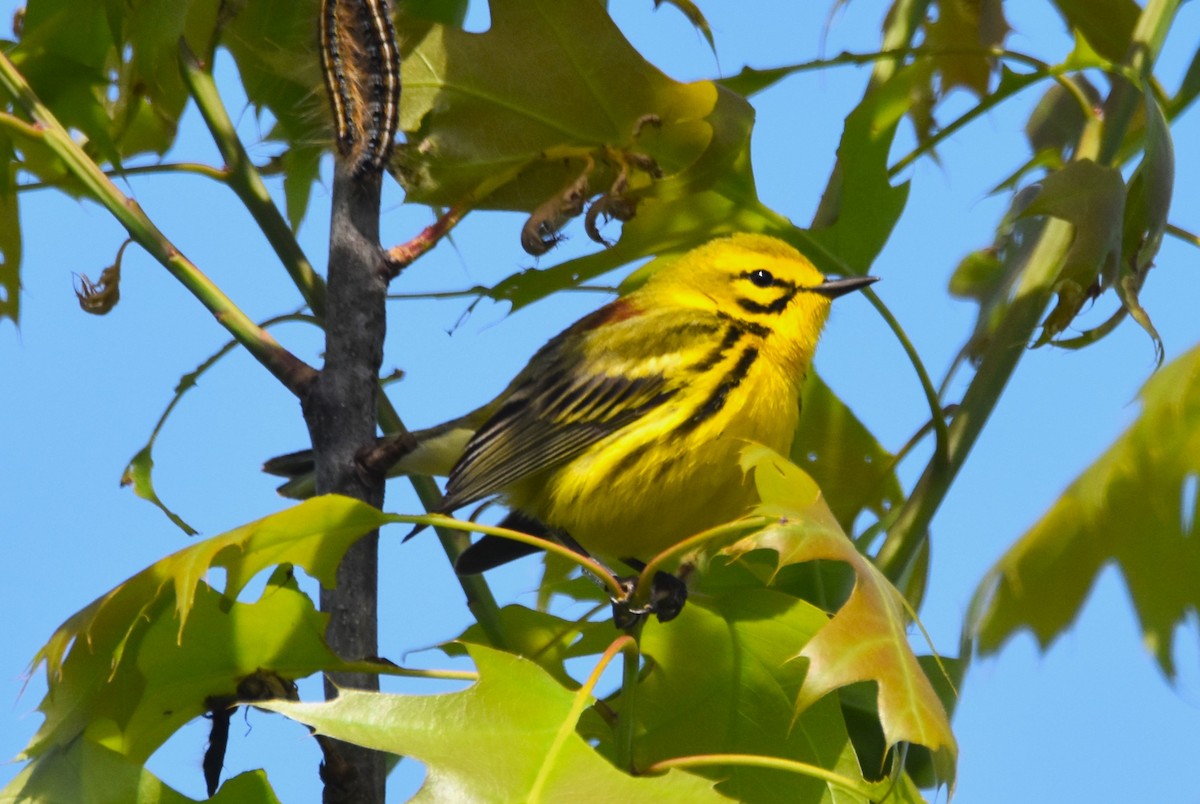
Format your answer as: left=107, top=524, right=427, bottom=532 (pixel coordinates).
left=645, top=753, right=878, bottom=798
left=862, top=287, right=949, bottom=463
left=614, top=627, right=643, bottom=773
left=875, top=0, right=1183, bottom=581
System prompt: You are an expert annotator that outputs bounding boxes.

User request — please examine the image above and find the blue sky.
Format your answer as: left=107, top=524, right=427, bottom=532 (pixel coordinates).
left=2, top=1, right=1199, bottom=801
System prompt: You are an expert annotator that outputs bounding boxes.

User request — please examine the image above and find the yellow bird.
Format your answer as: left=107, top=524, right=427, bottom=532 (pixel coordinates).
left=266, top=234, right=875, bottom=622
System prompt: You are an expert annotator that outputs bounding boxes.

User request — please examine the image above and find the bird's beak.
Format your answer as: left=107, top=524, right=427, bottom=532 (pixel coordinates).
left=813, top=275, right=879, bottom=299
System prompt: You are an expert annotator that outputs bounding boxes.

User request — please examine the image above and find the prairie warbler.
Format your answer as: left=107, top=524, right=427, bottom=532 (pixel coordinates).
left=267, top=234, right=875, bottom=620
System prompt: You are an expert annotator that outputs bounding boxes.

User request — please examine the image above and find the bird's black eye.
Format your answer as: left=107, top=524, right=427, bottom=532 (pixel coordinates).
left=748, top=269, right=774, bottom=288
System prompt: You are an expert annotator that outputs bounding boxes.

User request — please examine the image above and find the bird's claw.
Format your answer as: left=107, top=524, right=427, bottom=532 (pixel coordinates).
left=610, top=571, right=688, bottom=629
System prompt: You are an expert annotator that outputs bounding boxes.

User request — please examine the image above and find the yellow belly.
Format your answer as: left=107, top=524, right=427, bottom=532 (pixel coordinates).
left=508, top=368, right=801, bottom=562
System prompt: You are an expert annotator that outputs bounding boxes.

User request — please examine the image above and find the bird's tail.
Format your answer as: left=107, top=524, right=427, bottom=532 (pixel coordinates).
left=262, top=409, right=484, bottom=499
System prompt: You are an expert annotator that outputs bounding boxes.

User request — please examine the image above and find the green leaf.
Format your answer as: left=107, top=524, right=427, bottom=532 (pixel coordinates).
left=259, top=644, right=728, bottom=802
left=23, top=497, right=388, bottom=760
left=969, top=344, right=1200, bottom=677
left=923, top=0, right=1008, bottom=97
left=733, top=446, right=957, bottom=789
left=2, top=739, right=281, bottom=804
left=397, top=0, right=718, bottom=209
left=808, top=67, right=914, bottom=274
left=450, top=604, right=615, bottom=690
left=1111, top=87, right=1173, bottom=360
left=624, top=586, right=872, bottom=802
left=120, top=445, right=199, bottom=535
left=23, top=567, right=345, bottom=763
left=282, top=144, right=322, bottom=233
left=1024, top=76, right=1101, bottom=157
left=1019, top=159, right=1125, bottom=345
left=222, top=0, right=325, bottom=156
left=1049, top=0, right=1140, bottom=64
left=791, top=373, right=904, bottom=533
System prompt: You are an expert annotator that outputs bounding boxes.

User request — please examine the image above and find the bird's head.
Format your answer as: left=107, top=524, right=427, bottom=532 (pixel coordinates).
left=643, top=234, right=877, bottom=345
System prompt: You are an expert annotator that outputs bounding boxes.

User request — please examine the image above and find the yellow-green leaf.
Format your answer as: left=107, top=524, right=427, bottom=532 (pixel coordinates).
left=732, top=446, right=957, bottom=788
left=969, top=344, right=1200, bottom=677
left=23, top=497, right=387, bottom=760
left=259, top=645, right=728, bottom=802
left=2, top=739, right=280, bottom=804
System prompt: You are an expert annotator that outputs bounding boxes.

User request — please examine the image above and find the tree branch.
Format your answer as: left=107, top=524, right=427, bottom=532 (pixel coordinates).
left=0, top=51, right=316, bottom=396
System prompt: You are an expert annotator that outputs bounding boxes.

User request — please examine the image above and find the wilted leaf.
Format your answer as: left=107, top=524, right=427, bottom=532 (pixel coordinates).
left=654, top=0, right=717, bottom=54
left=970, top=344, right=1200, bottom=677
left=791, top=373, right=904, bottom=533
left=1111, top=87, right=1173, bottom=360
left=2, top=739, right=281, bottom=804
left=729, top=446, right=957, bottom=788
left=23, top=497, right=388, bottom=760
left=120, top=337, right=242, bottom=535
left=260, top=645, right=727, bottom=802
left=120, top=445, right=198, bottom=535
left=1019, top=159, right=1125, bottom=345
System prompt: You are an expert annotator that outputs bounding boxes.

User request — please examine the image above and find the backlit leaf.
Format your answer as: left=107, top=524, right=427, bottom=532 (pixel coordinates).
left=23, top=497, right=388, bottom=760
left=731, top=446, right=957, bottom=789
left=923, top=0, right=1008, bottom=97
left=969, top=344, right=1200, bottom=677
left=1, top=739, right=281, bottom=803
left=259, top=645, right=727, bottom=802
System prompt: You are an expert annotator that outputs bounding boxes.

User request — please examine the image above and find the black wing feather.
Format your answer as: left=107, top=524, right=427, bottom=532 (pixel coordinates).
left=439, top=371, right=674, bottom=512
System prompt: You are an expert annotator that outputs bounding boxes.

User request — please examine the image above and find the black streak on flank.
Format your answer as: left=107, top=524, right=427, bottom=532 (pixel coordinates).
left=677, top=346, right=760, bottom=435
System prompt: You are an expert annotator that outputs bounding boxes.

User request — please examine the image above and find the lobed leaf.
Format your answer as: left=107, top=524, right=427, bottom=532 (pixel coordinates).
left=922, top=0, right=1008, bottom=98
left=23, top=497, right=388, bottom=760
left=731, top=446, right=957, bottom=789
left=623, top=585, right=876, bottom=803
left=1, top=738, right=280, bottom=804
left=969, top=344, right=1200, bottom=677
left=259, top=644, right=728, bottom=802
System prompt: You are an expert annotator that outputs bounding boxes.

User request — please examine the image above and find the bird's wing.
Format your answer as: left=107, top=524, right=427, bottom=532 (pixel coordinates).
left=438, top=301, right=713, bottom=512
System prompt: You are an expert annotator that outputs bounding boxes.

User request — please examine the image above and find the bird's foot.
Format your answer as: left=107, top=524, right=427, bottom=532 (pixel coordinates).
left=610, top=570, right=688, bottom=629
